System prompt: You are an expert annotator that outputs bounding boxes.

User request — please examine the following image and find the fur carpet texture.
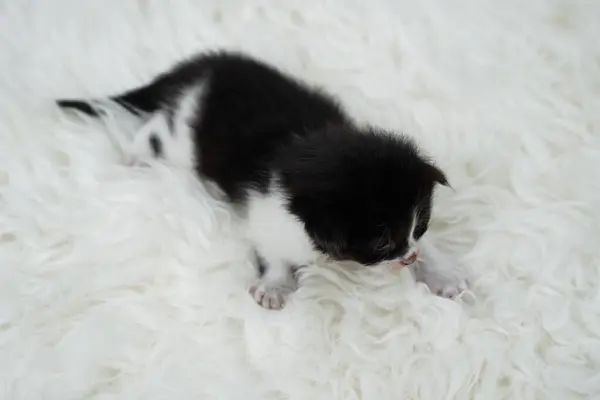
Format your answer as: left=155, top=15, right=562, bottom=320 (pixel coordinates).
left=1, top=0, right=600, bottom=399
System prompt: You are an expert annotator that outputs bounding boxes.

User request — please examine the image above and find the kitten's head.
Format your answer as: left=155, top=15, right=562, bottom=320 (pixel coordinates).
left=278, top=125, right=448, bottom=266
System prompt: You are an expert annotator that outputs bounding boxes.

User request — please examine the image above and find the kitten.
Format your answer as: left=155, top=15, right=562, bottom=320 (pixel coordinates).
left=57, top=50, right=469, bottom=310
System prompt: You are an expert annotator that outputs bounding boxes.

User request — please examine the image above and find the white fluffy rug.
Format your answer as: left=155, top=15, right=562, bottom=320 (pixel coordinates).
left=2, top=1, right=600, bottom=399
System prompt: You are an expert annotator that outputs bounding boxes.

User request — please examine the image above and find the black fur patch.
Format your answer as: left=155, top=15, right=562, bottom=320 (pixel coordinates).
left=57, top=100, right=102, bottom=116
left=255, top=251, right=267, bottom=277
left=149, top=134, right=162, bottom=157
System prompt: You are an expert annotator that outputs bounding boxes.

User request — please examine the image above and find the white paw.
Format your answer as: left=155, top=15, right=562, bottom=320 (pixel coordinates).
left=412, top=263, right=470, bottom=299
left=248, top=281, right=297, bottom=310
left=428, top=275, right=470, bottom=299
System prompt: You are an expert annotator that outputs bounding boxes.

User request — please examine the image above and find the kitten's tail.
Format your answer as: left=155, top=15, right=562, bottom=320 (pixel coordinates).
left=56, top=79, right=167, bottom=117
left=56, top=83, right=168, bottom=163
left=56, top=99, right=106, bottom=116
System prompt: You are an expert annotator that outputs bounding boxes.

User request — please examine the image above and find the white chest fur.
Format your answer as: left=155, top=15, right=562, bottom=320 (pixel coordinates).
left=245, top=187, right=317, bottom=268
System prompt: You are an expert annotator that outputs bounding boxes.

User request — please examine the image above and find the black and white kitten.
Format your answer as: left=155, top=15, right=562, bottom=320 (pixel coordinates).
left=57, top=51, right=469, bottom=310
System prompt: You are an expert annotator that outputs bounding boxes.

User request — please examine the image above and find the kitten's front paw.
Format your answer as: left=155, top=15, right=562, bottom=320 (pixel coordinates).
left=248, top=281, right=297, bottom=310
left=428, top=275, right=470, bottom=299
left=413, top=263, right=470, bottom=299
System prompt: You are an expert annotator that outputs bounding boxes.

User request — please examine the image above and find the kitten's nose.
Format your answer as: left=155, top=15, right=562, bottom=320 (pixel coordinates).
left=400, top=250, right=419, bottom=266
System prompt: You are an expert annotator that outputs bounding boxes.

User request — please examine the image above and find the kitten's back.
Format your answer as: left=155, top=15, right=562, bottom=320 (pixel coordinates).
left=57, top=51, right=350, bottom=202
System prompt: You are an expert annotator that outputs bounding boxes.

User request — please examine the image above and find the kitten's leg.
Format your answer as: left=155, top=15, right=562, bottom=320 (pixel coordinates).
left=245, top=189, right=313, bottom=310
left=249, top=252, right=298, bottom=310
left=410, top=236, right=470, bottom=298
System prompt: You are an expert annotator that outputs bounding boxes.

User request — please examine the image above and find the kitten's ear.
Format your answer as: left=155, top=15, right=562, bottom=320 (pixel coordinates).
left=428, top=164, right=450, bottom=187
